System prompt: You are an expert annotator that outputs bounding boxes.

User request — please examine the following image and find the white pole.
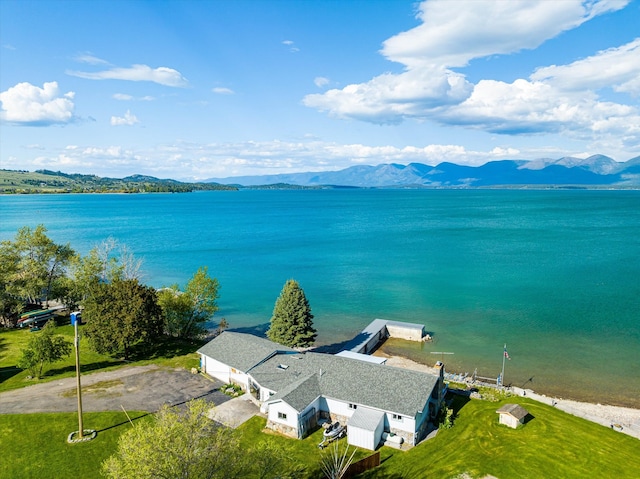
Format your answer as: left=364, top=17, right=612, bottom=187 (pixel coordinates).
left=75, top=320, right=84, bottom=438
left=501, top=343, right=506, bottom=388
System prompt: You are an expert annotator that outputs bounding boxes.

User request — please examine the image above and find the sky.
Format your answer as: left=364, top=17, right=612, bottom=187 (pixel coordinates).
left=1, top=0, right=639, bottom=180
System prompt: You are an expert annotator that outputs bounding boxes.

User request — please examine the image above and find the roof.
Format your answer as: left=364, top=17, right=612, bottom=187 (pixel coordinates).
left=252, top=350, right=439, bottom=417
left=197, top=332, right=295, bottom=373
left=496, top=404, right=529, bottom=420
left=347, top=407, right=385, bottom=431
left=335, top=350, right=387, bottom=364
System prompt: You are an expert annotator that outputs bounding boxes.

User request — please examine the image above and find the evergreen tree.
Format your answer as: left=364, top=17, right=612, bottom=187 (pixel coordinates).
left=267, top=279, right=316, bottom=348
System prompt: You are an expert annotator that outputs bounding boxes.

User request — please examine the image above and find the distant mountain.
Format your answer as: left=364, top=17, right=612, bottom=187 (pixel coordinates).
left=206, top=155, right=640, bottom=188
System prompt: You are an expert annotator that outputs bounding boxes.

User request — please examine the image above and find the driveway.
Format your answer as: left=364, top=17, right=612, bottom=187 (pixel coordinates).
left=0, top=365, right=231, bottom=414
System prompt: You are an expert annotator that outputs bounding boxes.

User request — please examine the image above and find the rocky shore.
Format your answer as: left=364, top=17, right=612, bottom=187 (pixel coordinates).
left=374, top=351, right=640, bottom=440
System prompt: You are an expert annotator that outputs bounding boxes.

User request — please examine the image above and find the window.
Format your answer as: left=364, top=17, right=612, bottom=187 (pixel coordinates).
left=278, top=412, right=287, bottom=420
left=348, top=403, right=357, bottom=410
left=392, top=413, right=403, bottom=422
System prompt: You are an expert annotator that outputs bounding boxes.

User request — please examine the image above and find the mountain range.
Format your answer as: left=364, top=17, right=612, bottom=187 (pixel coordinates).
left=207, top=155, right=640, bottom=188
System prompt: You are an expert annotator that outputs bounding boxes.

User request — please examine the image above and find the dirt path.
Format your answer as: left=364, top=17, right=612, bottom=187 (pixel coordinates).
left=0, top=365, right=229, bottom=414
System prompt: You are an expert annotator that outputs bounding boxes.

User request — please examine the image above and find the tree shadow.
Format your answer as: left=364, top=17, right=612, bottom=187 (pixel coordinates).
left=312, top=332, right=370, bottom=354
left=0, top=366, right=22, bottom=383
left=228, top=323, right=271, bottom=337
left=44, top=360, right=126, bottom=377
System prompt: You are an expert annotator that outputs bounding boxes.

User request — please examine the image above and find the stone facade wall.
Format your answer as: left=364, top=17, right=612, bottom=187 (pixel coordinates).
left=266, top=419, right=299, bottom=438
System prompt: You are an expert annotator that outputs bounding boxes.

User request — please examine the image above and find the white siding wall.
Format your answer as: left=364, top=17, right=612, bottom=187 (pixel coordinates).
left=348, top=416, right=384, bottom=450
left=386, top=413, right=415, bottom=436
left=268, top=401, right=299, bottom=429
left=324, top=397, right=357, bottom=420
left=200, top=354, right=250, bottom=390
left=201, top=355, right=231, bottom=384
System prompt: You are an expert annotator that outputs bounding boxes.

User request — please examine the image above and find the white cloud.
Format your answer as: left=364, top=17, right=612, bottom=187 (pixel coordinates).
left=67, top=64, right=189, bottom=87
left=73, top=53, right=109, bottom=65
left=531, top=38, right=640, bottom=95
left=6, top=136, right=635, bottom=180
left=0, top=81, right=75, bottom=125
left=113, top=93, right=134, bottom=101
left=282, top=39, right=299, bottom=53
left=381, top=0, right=628, bottom=69
left=305, top=67, right=472, bottom=124
left=314, top=77, right=330, bottom=88
left=111, top=110, right=140, bottom=126
left=113, top=93, right=156, bottom=101
left=302, top=0, right=638, bottom=150
left=212, top=87, right=234, bottom=95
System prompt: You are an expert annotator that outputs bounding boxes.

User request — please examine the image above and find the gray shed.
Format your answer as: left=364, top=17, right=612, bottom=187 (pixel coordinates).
left=496, top=404, right=529, bottom=429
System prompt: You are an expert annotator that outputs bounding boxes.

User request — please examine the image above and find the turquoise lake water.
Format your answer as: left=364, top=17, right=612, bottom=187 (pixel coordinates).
left=1, top=190, right=639, bottom=407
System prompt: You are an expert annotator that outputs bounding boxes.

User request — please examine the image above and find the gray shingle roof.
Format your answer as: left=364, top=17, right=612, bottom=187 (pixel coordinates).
left=253, top=351, right=439, bottom=417
left=496, top=404, right=529, bottom=420
left=197, top=332, right=295, bottom=373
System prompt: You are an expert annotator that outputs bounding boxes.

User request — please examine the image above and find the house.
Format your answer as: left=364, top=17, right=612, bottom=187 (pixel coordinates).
left=496, top=404, right=529, bottom=429
left=198, top=331, right=444, bottom=450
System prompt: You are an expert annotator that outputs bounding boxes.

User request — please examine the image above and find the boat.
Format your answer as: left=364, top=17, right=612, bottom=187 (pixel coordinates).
left=323, top=421, right=345, bottom=438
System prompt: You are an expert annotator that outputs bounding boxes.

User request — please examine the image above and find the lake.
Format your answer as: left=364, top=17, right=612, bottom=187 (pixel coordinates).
left=2, top=189, right=639, bottom=407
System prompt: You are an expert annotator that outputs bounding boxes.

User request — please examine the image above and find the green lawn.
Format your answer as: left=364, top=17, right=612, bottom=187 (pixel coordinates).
left=0, top=324, right=201, bottom=394
left=0, top=411, right=150, bottom=479
left=236, top=397, right=640, bottom=479
left=2, top=325, right=639, bottom=478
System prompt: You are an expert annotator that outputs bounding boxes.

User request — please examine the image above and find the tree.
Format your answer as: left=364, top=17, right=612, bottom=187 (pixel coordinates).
left=0, top=241, right=21, bottom=327
left=63, top=238, right=144, bottom=310
left=267, top=279, right=316, bottom=348
left=83, top=279, right=163, bottom=360
left=17, top=320, right=72, bottom=378
left=1, top=225, right=75, bottom=306
left=158, top=267, right=220, bottom=340
left=103, top=399, right=304, bottom=479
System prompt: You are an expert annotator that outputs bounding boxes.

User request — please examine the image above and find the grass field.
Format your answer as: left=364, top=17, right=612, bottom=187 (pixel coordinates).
left=0, top=411, right=149, bottom=479
left=2, top=323, right=639, bottom=478
left=0, top=322, right=201, bottom=394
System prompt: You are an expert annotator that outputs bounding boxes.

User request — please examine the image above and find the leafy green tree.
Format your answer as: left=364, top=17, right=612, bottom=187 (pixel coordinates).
left=267, top=279, right=317, bottom=348
left=83, top=279, right=163, bottom=360
left=17, top=320, right=72, bottom=378
left=103, top=399, right=304, bottom=479
left=1, top=225, right=75, bottom=306
left=158, top=267, right=220, bottom=339
left=0, top=242, right=21, bottom=327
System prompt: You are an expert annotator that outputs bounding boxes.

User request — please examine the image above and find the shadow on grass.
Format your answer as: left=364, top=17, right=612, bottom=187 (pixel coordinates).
left=0, top=365, right=22, bottom=383
left=448, top=392, right=472, bottom=419
left=44, top=360, right=126, bottom=377
left=96, top=411, right=152, bottom=433
left=524, top=412, right=536, bottom=424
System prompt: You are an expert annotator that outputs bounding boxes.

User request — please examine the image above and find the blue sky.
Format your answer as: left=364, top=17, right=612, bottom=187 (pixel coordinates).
left=1, top=0, right=639, bottom=180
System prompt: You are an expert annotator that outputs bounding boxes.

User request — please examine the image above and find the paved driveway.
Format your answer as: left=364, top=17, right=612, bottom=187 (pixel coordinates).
left=0, top=365, right=230, bottom=414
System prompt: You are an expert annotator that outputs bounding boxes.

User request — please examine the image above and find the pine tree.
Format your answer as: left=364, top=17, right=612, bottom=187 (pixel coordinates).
left=267, top=279, right=317, bottom=348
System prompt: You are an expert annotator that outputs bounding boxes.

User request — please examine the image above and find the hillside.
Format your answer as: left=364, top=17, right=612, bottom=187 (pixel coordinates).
left=0, top=170, right=237, bottom=194
left=206, top=155, right=640, bottom=188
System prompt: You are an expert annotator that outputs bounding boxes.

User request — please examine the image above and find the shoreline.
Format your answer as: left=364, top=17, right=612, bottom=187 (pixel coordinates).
left=373, top=350, right=640, bottom=440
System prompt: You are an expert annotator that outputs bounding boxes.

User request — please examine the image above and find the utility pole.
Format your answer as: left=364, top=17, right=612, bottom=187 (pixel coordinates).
left=72, top=311, right=84, bottom=438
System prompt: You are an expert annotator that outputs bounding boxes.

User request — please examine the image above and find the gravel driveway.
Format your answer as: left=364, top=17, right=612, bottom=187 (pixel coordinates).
left=0, top=365, right=230, bottom=414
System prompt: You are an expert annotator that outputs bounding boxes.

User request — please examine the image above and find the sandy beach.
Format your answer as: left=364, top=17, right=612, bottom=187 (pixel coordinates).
left=374, top=351, right=640, bottom=440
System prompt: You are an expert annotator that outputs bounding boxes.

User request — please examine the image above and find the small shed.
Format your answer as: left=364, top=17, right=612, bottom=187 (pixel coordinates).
left=496, top=404, right=529, bottom=429
left=347, top=407, right=385, bottom=451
